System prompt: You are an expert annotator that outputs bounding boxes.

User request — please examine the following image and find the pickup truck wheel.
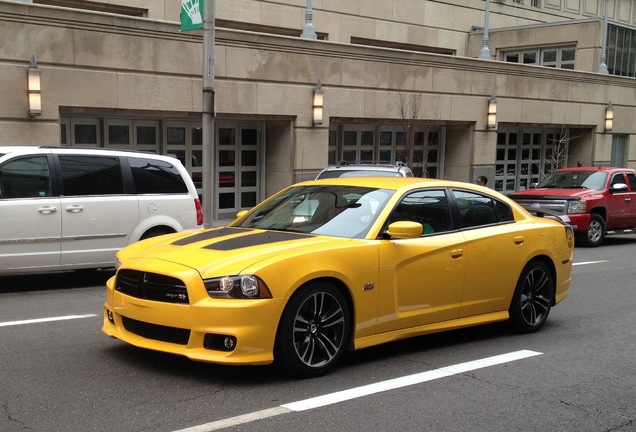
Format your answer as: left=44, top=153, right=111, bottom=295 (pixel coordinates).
left=580, top=213, right=605, bottom=247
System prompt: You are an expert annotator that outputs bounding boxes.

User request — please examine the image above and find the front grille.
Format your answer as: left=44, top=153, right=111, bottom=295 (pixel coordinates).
left=116, top=269, right=189, bottom=304
left=513, top=198, right=568, bottom=215
left=122, top=316, right=190, bottom=345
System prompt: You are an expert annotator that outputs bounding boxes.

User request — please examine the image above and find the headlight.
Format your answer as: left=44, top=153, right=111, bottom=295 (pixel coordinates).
left=567, top=200, right=587, bottom=214
left=204, top=275, right=272, bottom=299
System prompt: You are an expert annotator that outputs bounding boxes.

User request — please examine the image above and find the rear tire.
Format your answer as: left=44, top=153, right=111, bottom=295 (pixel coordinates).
left=276, top=283, right=350, bottom=378
left=509, top=261, right=553, bottom=333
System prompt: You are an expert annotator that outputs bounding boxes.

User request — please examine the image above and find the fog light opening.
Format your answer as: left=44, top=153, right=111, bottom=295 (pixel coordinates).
left=224, top=337, right=235, bottom=350
left=106, top=309, right=115, bottom=324
left=204, top=334, right=237, bottom=352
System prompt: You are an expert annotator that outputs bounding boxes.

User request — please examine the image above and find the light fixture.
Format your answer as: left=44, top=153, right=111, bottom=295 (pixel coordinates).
left=487, top=94, right=497, bottom=129
left=312, top=80, right=323, bottom=126
left=605, top=101, right=614, bottom=132
left=27, top=54, right=42, bottom=117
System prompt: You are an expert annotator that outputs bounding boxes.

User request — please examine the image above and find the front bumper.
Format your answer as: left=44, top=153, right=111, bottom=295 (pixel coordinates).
left=101, top=267, right=287, bottom=366
left=565, top=213, right=591, bottom=233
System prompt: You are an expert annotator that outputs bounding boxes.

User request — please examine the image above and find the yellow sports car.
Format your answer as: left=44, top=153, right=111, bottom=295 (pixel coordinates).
left=102, top=177, right=573, bottom=377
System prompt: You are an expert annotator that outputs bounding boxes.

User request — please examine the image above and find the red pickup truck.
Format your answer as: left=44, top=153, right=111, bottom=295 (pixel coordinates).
left=510, top=167, right=636, bottom=247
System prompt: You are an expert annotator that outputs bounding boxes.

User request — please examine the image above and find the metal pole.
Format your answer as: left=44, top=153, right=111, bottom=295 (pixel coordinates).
left=300, top=0, right=317, bottom=39
left=202, top=0, right=216, bottom=225
left=598, top=0, right=609, bottom=74
left=479, top=0, right=492, bottom=59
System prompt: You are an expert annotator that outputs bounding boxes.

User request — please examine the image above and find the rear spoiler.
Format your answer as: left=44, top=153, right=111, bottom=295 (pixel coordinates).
left=519, top=205, right=571, bottom=225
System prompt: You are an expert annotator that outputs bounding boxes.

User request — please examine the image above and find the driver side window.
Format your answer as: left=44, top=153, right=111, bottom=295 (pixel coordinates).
left=0, top=156, right=52, bottom=199
left=388, top=189, right=451, bottom=235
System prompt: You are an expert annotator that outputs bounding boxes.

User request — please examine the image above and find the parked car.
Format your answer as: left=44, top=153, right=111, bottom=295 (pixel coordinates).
left=0, top=146, right=203, bottom=274
left=102, top=176, right=573, bottom=377
left=316, top=161, right=413, bottom=179
left=510, top=166, right=636, bottom=247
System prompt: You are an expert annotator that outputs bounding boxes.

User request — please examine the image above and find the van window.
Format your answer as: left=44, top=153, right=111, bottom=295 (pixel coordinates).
left=59, top=155, right=124, bottom=196
left=129, top=157, right=188, bottom=194
left=0, top=156, right=52, bottom=199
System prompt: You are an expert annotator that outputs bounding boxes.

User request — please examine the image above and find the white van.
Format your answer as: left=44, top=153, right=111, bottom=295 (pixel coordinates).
left=0, top=147, right=204, bottom=274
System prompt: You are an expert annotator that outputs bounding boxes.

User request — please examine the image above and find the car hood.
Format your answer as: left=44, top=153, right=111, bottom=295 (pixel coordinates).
left=510, top=188, right=596, bottom=199
left=120, top=227, right=353, bottom=277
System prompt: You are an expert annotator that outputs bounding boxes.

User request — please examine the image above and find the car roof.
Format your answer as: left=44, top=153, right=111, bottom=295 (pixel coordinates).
left=0, top=146, right=182, bottom=163
left=303, top=175, right=490, bottom=192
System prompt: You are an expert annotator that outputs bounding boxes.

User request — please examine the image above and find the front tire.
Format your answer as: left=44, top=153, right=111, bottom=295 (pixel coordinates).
left=509, top=261, right=553, bottom=333
left=579, top=213, right=605, bottom=247
left=276, top=283, right=350, bottom=378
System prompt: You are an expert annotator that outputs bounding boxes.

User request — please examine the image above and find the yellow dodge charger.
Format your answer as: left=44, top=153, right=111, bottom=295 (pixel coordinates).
left=102, top=177, right=573, bottom=377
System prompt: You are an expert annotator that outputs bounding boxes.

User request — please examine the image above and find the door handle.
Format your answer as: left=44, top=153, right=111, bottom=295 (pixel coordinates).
left=625, top=197, right=632, bottom=202
left=450, top=249, right=464, bottom=258
left=38, top=206, right=58, bottom=214
left=65, top=205, right=84, bottom=213
left=514, top=236, right=525, bottom=245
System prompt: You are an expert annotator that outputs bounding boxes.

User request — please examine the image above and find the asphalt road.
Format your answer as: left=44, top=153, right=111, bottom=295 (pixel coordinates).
left=1, top=235, right=635, bottom=432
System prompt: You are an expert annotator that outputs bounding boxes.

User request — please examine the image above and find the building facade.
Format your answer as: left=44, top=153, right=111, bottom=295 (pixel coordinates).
left=2, top=0, right=636, bottom=223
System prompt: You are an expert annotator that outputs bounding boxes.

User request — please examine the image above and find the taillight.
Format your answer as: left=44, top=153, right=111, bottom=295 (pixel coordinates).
left=195, top=198, right=204, bottom=226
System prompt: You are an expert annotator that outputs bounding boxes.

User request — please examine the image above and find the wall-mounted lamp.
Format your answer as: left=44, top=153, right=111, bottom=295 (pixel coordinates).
left=487, top=94, right=497, bottom=129
left=605, top=101, right=614, bottom=132
left=27, top=55, right=42, bottom=117
left=312, top=80, right=323, bottom=126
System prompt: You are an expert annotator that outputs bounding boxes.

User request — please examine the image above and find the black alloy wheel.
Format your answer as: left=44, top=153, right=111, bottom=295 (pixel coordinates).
left=276, top=283, right=350, bottom=377
left=509, top=261, right=553, bottom=333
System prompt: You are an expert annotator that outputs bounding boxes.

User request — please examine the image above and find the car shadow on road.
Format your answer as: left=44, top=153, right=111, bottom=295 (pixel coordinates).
left=100, top=320, right=521, bottom=386
left=0, top=269, right=115, bottom=293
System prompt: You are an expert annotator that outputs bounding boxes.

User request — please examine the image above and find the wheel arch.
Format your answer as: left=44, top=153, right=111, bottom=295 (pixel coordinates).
left=278, top=276, right=356, bottom=347
left=523, top=254, right=557, bottom=306
left=589, top=206, right=607, bottom=221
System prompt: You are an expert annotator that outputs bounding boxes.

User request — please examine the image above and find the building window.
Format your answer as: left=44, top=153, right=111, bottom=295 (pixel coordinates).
left=607, top=24, right=636, bottom=77
left=328, top=124, right=444, bottom=178
left=495, top=129, right=568, bottom=193
left=503, top=47, right=575, bottom=69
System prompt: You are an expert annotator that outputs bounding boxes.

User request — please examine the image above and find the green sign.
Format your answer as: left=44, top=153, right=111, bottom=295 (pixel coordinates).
left=181, top=0, right=203, bottom=31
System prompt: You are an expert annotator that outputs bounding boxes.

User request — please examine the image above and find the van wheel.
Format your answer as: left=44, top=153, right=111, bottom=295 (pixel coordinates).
left=579, top=214, right=605, bottom=247
left=140, top=228, right=173, bottom=240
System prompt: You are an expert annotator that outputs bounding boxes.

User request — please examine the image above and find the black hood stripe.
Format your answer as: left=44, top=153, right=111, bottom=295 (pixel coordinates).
left=204, top=231, right=314, bottom=251
left=171, top=227, right=254, bottom=246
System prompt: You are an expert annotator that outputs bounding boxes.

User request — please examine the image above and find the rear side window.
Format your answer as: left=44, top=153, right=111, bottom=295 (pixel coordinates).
left=626, top=172, right=636, bottom=191
left=129, top=157, right=188, bottom=194
left=0, top=156, right=52, bottom=199
left=59, top=155, right=124, bottom=196
left=453, top=189, right=513, bottom=228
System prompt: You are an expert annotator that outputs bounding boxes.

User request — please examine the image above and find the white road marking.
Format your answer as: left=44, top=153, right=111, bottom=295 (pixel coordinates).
left=0, top=314, right=98, bottom=327
left=573, top=260, right=609, bottom=266
left=173, top=350, right=542, bottom=432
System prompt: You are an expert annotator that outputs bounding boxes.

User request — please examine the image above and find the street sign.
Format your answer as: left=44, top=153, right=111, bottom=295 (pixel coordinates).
left=181, top=0, right=204, bottom=31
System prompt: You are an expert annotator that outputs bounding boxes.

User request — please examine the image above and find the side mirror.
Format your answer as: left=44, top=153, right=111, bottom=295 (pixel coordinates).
left=610, top=183, right=628, bottom=193
left=387, top=221, right=423, bottom=239
left=528, top=183, right=539, bottom=189
left=235, top=210, right=249, bottom=219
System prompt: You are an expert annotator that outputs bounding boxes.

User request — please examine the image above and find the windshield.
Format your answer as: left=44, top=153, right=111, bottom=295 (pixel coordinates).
left=317, top=169, right=402, bottom=179
left=235, top=185, right=393, bottom=238
left=538, top=170, right=608, bottom=191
